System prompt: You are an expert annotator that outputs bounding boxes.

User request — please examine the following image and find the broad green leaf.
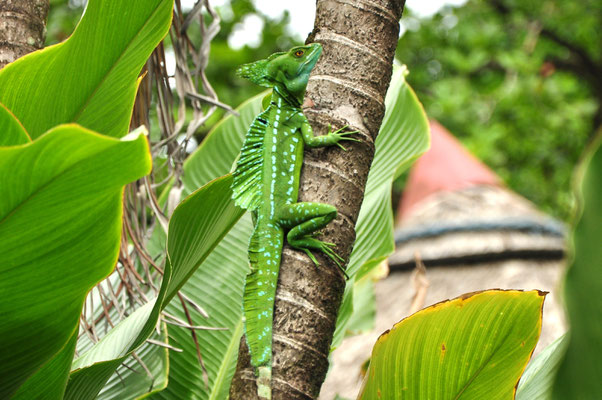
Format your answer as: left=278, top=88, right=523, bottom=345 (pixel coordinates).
left=97, top=326, right=169, bottom=400
left=66, top=301, right=163, bottom=400
left=552, top=132, right=602, bottom=398
left=12, top=331, right=78, bottom=400
left=345, top=275, right=377, bottom=335
left=358, top=290, right=545, bottom=400
left=346, top=64, right=430, bottom=279
left=516, top=335, right=567, bottom=400
left=68, top=295, right=171, bottom=400
left=64, top=175, right=244, bottom=399
left=0, top=126, right=151, bottom=398
left=165, top=175, right=245, bottom=302
left=0, top=0, right=173, bottom=139
left=183, top=90, right=268, bottom=193
left=331, top=273, right=377, bottom=351
left=147, top=93, right=265, bottom=398
left=0, top=102, right=30, bottom=145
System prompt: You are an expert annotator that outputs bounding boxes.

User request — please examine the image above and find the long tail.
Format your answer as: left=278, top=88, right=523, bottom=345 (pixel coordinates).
left=244, top=221, right=283, bottom=399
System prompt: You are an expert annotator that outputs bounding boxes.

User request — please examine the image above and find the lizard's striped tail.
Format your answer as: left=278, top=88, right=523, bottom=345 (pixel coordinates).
left=243, top=222, right=283, bottom=399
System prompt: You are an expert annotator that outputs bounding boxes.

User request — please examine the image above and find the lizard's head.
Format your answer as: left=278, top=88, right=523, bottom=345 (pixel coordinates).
left=237, top=43, right=323, bottom=102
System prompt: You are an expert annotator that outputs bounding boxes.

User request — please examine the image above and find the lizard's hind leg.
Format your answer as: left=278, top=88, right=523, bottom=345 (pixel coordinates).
left=278, top=202, right=347, bottom=277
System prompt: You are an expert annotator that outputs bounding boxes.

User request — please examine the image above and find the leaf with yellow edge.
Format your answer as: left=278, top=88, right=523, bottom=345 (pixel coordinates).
left=359, top=290, right=545, bottom=400
left=0, top=102, right=30, bottom=146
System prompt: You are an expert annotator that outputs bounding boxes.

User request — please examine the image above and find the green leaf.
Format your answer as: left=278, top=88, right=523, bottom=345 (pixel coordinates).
left=345, top=275, right=377, bottom=336
left=165, top=175, right=245, bottom=303
left=64, top=175, right=244, bottom=399
left=552, top=132, right=602, bottom=398
left=149, top=93, right=265, bottom=398
left=346, top=65, right=430, bottom=280
left=0, top=126, right=151, bottom=398
left=97, top=325, right=169, bottom=400
left=66, top=301, right=163, bottom=400
left=183, top=91, right=268, bottom=193
left=0, top=0, right=173, bottom=139
left=0, top=101, right=30, bottom=145
left=12, top=331, right=79, bottom=400
left=332, top=273, right=378, bottom=350
left=358, top=290, right=545, bottom=400
left=516, top=335, right=567, bottom=400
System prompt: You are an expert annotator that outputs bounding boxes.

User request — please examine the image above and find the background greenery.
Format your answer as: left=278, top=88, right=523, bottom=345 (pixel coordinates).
left=46, top=0, right=601, bottom=221
left=396, top=0, right=601, bottom=221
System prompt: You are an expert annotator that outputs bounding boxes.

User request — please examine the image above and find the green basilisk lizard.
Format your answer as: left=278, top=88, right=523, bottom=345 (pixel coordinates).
left=231, top=43, right=357, bottom=399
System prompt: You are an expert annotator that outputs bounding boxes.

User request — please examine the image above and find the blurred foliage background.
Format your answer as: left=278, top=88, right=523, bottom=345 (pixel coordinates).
left=397, top=0, right=601, bottom=221
left=46, top=0, right=601, bottom=221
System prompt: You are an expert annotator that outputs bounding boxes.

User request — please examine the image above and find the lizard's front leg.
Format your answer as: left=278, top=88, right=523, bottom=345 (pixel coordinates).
left=299, top=117, right=359, bottom=150
left=277, top=202, right=347, bottom=276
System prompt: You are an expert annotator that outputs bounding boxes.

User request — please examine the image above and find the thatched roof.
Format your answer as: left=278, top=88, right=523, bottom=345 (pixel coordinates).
left=391, top=185, right=565, bottom=270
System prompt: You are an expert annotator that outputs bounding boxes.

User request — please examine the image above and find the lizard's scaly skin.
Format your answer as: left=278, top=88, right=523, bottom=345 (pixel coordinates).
left=232, top=43, right=356, bottom=399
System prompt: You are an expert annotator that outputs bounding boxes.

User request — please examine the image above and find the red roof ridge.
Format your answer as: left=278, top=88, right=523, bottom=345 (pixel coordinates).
left=398, top=120, right=502, bottom=220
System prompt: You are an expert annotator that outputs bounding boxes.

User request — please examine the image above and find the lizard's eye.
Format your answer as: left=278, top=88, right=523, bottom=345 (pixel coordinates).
left=294, top=50, right=304, bottom=57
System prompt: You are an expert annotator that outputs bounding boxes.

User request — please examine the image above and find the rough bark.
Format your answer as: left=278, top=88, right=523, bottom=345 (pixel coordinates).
left=229, top=1, right=405, bottom=399
left=0, top=0, right=49, bottom=69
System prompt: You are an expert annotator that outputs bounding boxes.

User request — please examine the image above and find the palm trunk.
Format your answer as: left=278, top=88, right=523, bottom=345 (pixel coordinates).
left=0, top=0, right=49, bottom=69
left=229, top=1, right=405, bottom=398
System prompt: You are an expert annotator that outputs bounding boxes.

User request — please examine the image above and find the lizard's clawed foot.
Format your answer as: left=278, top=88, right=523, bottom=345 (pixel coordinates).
left=328, top=125, right=361, bottom=151
left=298, top=238, right=349, bottom=279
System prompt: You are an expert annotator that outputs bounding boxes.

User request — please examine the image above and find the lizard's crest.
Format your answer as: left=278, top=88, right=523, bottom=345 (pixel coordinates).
left=237, top=44, right=323, bottom=103
left=236, top=53, right=284, bottom=87
left=231, top=109, right=269, bottom=210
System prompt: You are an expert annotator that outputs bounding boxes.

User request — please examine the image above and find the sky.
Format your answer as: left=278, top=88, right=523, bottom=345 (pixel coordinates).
left=181, top=0, right=467, bottom=49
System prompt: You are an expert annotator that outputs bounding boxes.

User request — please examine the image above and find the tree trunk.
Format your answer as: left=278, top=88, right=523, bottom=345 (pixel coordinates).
left=0, top=0, right=49, bottom=69
left=229, top=1, right=405, bottom=399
